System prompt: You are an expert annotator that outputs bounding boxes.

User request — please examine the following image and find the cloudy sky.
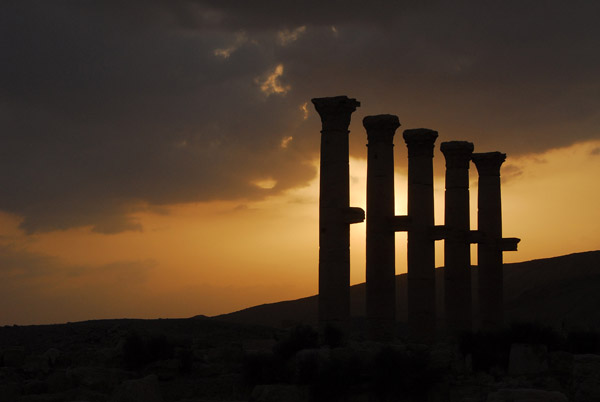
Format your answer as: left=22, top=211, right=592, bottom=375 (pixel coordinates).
left=1, top=1, right=599, bottom=325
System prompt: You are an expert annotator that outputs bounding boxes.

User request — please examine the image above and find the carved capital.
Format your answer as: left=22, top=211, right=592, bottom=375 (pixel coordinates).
left=441, top=141, right=474, bottom=169
left=363, top=114, right=400, bottom=145
left=311, top=96, right=360, bottom=131
left=403, top=128, right=438, bottom=157
left=472, top=152, right=506, bottom=176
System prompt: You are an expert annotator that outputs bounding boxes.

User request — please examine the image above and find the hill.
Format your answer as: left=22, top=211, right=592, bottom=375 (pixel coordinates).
left=215, top=250, right=600, bottom=330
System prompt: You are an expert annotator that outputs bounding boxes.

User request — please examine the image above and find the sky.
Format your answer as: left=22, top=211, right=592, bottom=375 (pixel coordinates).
left=1, top=1, right=599, bottom=325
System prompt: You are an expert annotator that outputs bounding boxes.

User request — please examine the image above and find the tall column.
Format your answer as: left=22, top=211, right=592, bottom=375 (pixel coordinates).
left=364, top=114, right=401, bottom=341
left=441, top=141, right=474, bottom=335
left=312, top=96, right=364, bottom=332
left=472, top=152, right=506, bottom=331
left=403, top=129, right=438, bottom=342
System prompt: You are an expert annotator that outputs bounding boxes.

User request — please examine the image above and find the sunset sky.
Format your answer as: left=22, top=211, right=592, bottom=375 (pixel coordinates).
left=1, top=1, right=599, bottom=325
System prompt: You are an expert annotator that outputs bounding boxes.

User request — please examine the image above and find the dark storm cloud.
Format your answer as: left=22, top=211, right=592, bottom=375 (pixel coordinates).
left=1, top=1, right=599, bottom=233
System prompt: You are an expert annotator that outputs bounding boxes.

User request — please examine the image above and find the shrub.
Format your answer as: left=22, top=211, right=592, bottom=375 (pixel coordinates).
left=242, top=352, right=288, bottom=386
left=322, top=325, right=344, bottom=348
left=459, top=331, right=511, bottom=373
left=273, top=325, right=319, bottom=361
left=369, top=346, right=441, bottom=401
left=566, top=330, right=600, bottom=354
left=121, top=332, right=173, bottom=369
left=459, top=322, right=566, bottom=373
left=508, top=322, right=563, bottom=350
left=310, top=349, right=363, bottom=402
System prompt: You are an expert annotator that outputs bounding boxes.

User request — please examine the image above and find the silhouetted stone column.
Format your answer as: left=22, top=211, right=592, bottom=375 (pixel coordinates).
left=312, top=96, right=364, bottom=332
left=472, top=152, right=506, bottom=331
left=441, top=141, right=474, bottom=335
left=403, top=129, right=438, bottom=342
left=364, top=114, right=401, bottom=341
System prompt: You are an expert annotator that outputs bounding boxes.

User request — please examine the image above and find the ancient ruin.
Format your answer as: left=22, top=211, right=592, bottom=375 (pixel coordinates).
left=403, top=129, right=439, bottom=342
left=472, top=152, right=520, bottom=331
left=313, top=95, right=519, bottom=341
left=364, top=114, right=403, bottom=341
left=311, top=96, right=365, bottom=332
left=441, top=141, right=475, bottom=334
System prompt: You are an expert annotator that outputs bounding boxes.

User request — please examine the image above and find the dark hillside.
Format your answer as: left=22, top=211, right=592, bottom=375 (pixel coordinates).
left=216, top=250, right=600, bottom=330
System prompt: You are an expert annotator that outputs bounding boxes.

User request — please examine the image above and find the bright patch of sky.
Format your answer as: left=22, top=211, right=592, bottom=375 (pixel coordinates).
left=257, top=64, right=290, bottom=96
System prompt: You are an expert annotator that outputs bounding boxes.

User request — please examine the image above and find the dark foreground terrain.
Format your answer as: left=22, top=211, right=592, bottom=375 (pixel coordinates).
left=1, top=251, right=600, bottom=402
left=0, top=317, right=280, bottom=401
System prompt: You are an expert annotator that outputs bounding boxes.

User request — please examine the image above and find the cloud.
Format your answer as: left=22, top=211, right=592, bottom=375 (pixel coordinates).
left=0, top=244, right=155, bottom=283
left=1, top=1, right=599, bottom=233
left=0, top=243, right=157, bottom=324
left=278, top=26, right=307, bottom=46
left=257, top=64, right=291, bottom=96
left=499, top=164, right=524, bottom=183
left=213, top=31, right=248, bottom=58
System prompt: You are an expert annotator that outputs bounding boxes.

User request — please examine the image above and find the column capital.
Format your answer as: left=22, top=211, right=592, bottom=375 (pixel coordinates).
left=472, top=152, right=506, bottom=176
left=312, top=96, right=360, bottom=131
left=441, top=141, right=474, bottom=169
left=403, top=128, right=438, bottom=157
left=363, top=114, right=401, bottom=145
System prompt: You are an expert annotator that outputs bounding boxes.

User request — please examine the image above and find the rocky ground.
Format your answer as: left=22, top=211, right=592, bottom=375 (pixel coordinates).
left=0, top=317, right=277, bottom=402
left=1, top=318, right=599, bottom=401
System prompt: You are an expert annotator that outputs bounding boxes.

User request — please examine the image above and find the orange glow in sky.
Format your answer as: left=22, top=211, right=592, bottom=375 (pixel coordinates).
left=1, top=140, right=599, bottom=325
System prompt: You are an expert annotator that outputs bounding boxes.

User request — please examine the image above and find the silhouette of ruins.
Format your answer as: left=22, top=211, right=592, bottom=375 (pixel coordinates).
left=312, top=95, right=519, bottom=342
left=441, top=141, right=475, bottom=335
left=472, top=152, right=520, bottom=331
left=363, top=114, right=403, bottom=342
left=312, top=96, right=365, bottom=333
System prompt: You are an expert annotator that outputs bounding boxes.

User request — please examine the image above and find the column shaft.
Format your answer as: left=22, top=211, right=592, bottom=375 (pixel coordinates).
left=364, top=115, right=401, bottom=341
left=403, top=129, right=438, bottom=343
left=312, top=96, right=363, bottom=332
left=472, top=152, right=505, bottom=331
left=441, top=141, right=474, bottom=335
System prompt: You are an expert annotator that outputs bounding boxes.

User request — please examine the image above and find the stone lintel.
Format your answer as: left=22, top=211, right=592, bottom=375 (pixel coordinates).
left=473, top=235, right=521, bottom=250
left=403, top=128, right=438, bottom=157
left=312, top=96, right=361, bottom=131
left=344, top=207, right=365, bottom=224
left=363, top=114, right=401, bottom=145
left=469, top=230, right=483, bottom=243
left=430, top=225, right=447, bottom=240
left=501, top=237, right=521, bottom=251
left=472, top=151, right=507, bottom=176
left=441, top=141, right=474, bottom=168
left=438, top=226, right=475, bottom=241
left=390, top=215, right=411, bottom=232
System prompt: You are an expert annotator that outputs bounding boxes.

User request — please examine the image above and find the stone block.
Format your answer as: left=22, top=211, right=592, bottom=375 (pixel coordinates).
left=23, top=354, right=50, bottom=375
left=67, top=366, right=129, bottom=393
left=43, top=348, right=61, bottom=366
left=487, top=388, right=568, bottom=401
left=109, top=374, right=163, bottom=402
left=2, top=346, right=27, bottom=367
left=508, top=343, right=548, bottom=376
left=23, top=379, right=48, bottom=395
left=46, top=369, right=71, bottom=393
left=0, top=382, right=21, bottom=402
left=250, top=384, right=306, bottom=402
left=573, top=354, right=600, bottom=402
